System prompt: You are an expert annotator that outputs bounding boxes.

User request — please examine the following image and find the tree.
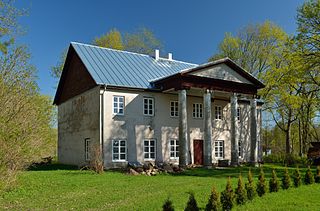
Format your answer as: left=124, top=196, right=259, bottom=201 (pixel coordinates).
left=163, top=197, right=175, bottom=211
left=293, top=167, right=302, bottom=187
left=315, top=166, right=320, bottom=183
left=205, top=185, right=220, bottom=211
left=93, top=28, right=124, bottom=50
left=184, top=192, right=199, bottom=211
left=281, top=167, right=291, bottom=189
left=304, top=166, right=315, bottom=184
left=220, top=177, right=234, bottom=211
left=269, top=169, right=280, bottom=192
left=256, top=168, right=267, bottom=197
left=235, top=174, right=247, bottom=205
left=245, top=168, right=256, bottom=200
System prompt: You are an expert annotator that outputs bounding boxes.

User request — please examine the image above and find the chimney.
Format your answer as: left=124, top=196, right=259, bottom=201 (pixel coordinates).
left=155, top=49, right=159, bottom=60
left=168, top=53, right=172, bottom=61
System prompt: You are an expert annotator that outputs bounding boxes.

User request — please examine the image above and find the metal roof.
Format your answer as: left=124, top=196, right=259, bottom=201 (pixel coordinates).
left=71, top=42, right=197, bottom=89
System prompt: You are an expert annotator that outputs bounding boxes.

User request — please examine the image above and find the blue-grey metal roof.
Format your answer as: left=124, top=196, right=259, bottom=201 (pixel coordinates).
left=71, top=42, right=198, bottom=89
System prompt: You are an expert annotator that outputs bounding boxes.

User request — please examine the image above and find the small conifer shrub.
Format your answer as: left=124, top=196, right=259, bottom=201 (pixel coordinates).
left=315, top=166, right=320, bottom=183
left=292, top=167, right=302, bottom=187
left=185, top=192, right=199, bottom=211
left=205, top=185, right=220, bottom=211
left=256, top=168, right=267, bottom=197
left=304, top=166, right=315, bottom=185
left=281, top=167, right=291, bottom=190
left=269, top=169, right=280, bottom=192
left=245, top=168, right=256, bottom=200
left=163, top=197, right=174, bottom=211
left=235, top=174, right=247, bottom=205
left=221, top=177, right=234, bottom=211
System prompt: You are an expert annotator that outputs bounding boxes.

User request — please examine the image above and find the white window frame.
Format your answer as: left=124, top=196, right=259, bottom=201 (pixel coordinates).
left=169, top=139, right=179, bottom=159
left=215, top=106, right=222, bottom=120
left=85, top=138, right=90, bottom=161
left=144, top=139, right=156, bottom=160
left=112, top=139, right=127, bottom=162
left=113, top=96, right=124, bottom=115
left=237, top=107, right=241, bottom=121
left=214, top=140, right=224, bottom=159
left=170, top=101, right=179, bottom=117
left=192, top=103, right=203, bottom=118
left=143, top=97, right=154, bottom=116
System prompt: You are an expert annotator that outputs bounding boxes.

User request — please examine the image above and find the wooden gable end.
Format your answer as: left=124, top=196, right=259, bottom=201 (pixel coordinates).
left=53, top=46, right=97, bottom=105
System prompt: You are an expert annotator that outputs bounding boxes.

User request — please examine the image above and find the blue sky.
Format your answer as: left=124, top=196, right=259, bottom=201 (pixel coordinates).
left=15, top=0, right=304, bottom=97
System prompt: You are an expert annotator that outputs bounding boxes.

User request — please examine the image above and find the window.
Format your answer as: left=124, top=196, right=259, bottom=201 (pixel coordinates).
left=238, top=140, right=242, bottom=158
left=215, top=106, right=222, bottom=120
left=170, top=101, right=178, bottom=117
left=214, top=140, right=224, bottom=159
left=112, top=140, right=127, bottom=161
left=144, top=139, right=156, bottom=160
left=237, top=107, right=241, bottom=121
left=193, top=103, right=203, bottom=118
left=85, top=138, right=90, bottom=161
left=170, top=139, right=179, bottom=159
left=143, top=97, right=154, bottom=116
left=113, top=96, right=124, bottom=115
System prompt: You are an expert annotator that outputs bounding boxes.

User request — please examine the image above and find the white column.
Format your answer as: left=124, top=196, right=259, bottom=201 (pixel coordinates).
left=179, top=89, right=188, bottom=168
left=250, top=98, right=258, bottom=164
left=203, top=89, right=212, bottom=167
left=230, top=93, right=239, bottom=166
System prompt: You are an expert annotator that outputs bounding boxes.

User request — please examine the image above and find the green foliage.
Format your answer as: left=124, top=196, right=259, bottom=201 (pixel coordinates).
left=263, top=154, right=311, bottom=166
left=269, top=169, right=280, bottom=192
left=245, top=168, right=256, bottom=200
left=235, top=174, right=247, bottom=205
left=281, top=167, right=291, bottom=189
left=292, top=167, right=302, bottom=187
left=304, top=166, right=315, bottom=185
left=315, top=166, right=320, bottom=183
left=93, top=28, right=124, bottom=50
left=220, top=177, right=234, bottom=211
left=256, top=168, right=267, bottom=197
left=184, top=192, right=199, bottom=211
left=205, top=185, right=220, bottom=211
left=163, top=197, right=174, bottom=211
left=50, top=48, right=67, bottom=84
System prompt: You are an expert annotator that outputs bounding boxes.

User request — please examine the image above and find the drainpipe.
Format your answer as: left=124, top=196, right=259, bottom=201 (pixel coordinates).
left=100, top=86, right=106, bottom=166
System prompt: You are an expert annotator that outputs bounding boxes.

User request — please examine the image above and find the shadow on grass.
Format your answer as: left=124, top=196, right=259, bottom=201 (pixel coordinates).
left=27, top=163, right=79, bottom=171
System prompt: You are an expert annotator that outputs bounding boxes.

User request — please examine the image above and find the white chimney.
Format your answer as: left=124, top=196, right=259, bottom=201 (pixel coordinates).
left=168, top=53, right=172, bottom=61
left=155, top=49, right=159, bottom=60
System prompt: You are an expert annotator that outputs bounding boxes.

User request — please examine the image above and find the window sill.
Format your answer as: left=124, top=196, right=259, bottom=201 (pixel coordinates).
left=112, top=160, right=127, bottom=163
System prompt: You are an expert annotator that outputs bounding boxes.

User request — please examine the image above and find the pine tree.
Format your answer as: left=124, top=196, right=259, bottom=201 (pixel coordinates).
left=256, top=168, right=267, bottom=197
left=185, top=192, right=199, bottom=211
left=281, top=167, right=291, bottom=190
left=315, top=166, right=320, bottom=183
left=245, top=168, right=256, bottom=200
left=205, top=185, right=220, bottom=211
left=292, top=167, right=302, bottom=187
left=163, top=197, right=174, bottom=211
left=304, top=166, right=315, bottom=185
left=235, top=174, right=247, bottom=205
left=221, top=177, right=234, bottom=211
left=269, top=169, right=280, bottom=192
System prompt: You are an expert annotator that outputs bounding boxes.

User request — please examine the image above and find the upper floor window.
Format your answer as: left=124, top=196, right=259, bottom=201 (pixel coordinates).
left=85, top=138, right=91, bottom=161
left=112, top=139, right=127, bottom=161
left=170, top=101, right=178, bottom=117
left=193, top=103, right=203, bottom=118
left=214, top=140, right=224, bottom=159
left=144, top=139, right=156, bottom=160
left=143, top=97, right=154, bottom=116
left=237, top=107, right=241, bottom=121
left=113, top=96, right=124, bottom=115
left=170, top=139, right=179, bottom=159
left=215, top=106, right=222, bottom=120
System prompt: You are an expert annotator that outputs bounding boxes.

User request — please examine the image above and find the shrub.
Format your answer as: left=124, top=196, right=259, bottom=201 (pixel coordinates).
left=315, top=166, right=320, bottom=183
left=262, top=154, right=311, bottom=166
left=281, top=167, right=291, bottom=189
left=205, top=185, right=220, bottom=211
left=235, top=174, right=247, bottom=205
left=256, top=168, right=267, bottom=197
left=185, top=192, right=199, bottom=211
left=304, top=166, right=315, bottom=185
left=163, top=197, right=174, bottom=211
left=221, top=177, right=234, bottom=211
left=245, top=168, right=256, bottom=200
left=269, top=169, right=280, bottom=192
left=292, top=167, right=302, bottom=187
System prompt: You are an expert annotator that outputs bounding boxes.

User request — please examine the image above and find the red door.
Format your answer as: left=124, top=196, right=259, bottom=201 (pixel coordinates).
left=193, top=139, right=203, bottom=165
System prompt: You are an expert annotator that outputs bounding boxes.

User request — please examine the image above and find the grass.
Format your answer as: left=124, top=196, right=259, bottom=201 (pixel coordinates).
left=0, top=164, right=318, bottom=210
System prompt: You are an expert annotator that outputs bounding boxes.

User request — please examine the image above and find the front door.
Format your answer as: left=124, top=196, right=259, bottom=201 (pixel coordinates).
left=193, top=139, right=203, bottom=165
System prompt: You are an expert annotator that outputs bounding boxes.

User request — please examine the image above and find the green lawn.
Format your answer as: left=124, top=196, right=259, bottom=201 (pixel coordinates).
left=0, top=164, right=319, bottom=210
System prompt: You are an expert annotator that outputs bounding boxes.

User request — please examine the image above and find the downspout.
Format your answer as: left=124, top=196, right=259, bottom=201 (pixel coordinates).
left=100, top=86, right=106, bottom=167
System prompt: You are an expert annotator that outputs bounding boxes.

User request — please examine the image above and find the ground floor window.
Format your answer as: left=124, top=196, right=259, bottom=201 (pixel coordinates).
left=214, top=140, right=224, bottom=159
left=170, top=139, right=179, bottom=159
left=112, top=139, right=127, bottom=161
left=144, top=139, right=156, bottom=160
left=85, top=138, right=90, bottom=161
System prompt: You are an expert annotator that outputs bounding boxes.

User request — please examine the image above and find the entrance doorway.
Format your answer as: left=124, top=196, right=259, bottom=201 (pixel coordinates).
left=193, top=139, right=203, bottom=165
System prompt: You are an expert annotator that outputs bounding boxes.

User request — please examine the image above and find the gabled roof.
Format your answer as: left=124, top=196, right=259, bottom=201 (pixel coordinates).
left=71, top=42, right=197, bottom=89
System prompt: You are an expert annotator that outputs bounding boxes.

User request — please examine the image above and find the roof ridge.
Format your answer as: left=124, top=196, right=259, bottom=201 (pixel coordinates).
left=70, top=41, right=197, bottom=66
